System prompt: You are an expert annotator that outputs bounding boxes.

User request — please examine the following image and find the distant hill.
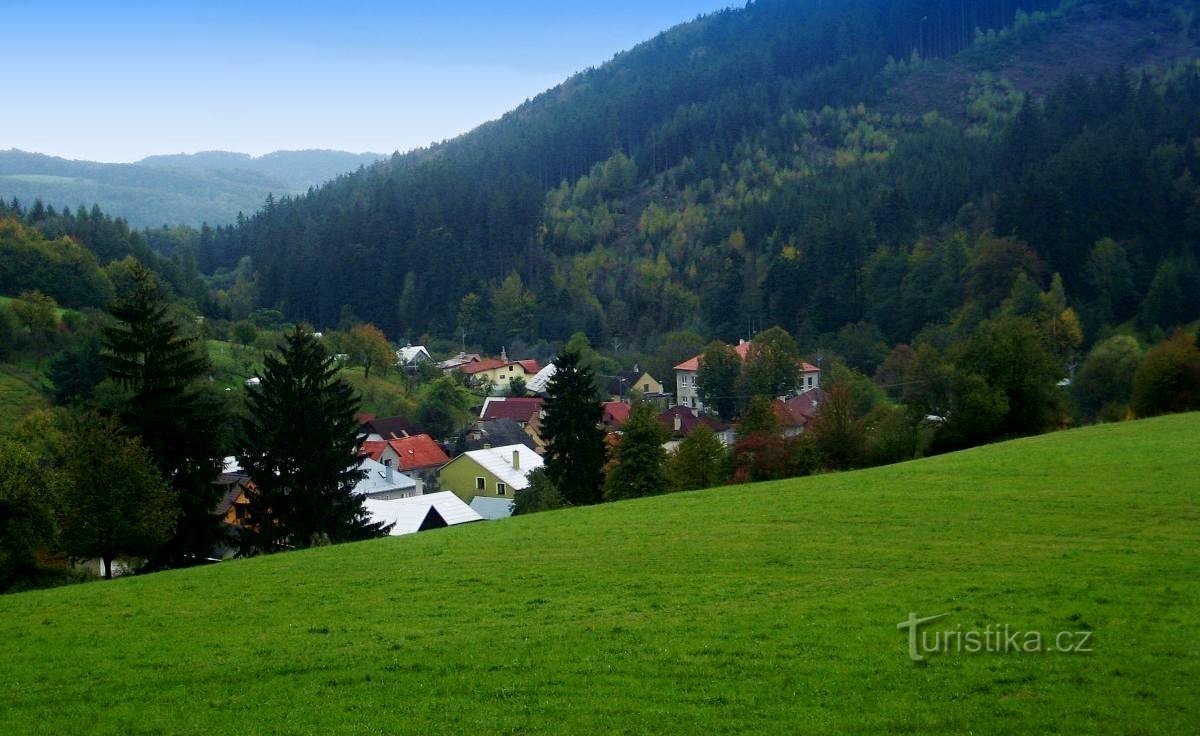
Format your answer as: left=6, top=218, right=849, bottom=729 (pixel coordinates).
left=1, top=413, right=1196, bottom=733
left=0, top=148, right=386, bottom=228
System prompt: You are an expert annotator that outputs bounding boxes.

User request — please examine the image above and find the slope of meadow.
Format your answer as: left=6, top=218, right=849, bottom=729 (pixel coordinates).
left=1, top=414, right=1197, bottom=734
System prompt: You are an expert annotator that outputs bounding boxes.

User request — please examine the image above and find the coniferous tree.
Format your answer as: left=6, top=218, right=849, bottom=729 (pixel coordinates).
left=101, top=263, right=225, bottom=567
left=604, top=402, right=669, bottom=501
left=239, top=327, right=387, bottom=552
left=541, top=349, right=606, bottom=505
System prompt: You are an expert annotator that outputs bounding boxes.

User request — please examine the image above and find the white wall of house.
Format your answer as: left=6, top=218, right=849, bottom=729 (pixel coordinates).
left=675, top=369, right=701, bottom=411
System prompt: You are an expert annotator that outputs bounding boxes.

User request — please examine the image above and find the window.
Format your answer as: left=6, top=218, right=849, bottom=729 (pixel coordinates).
left=644, top=383, right=650, bottom=392
left=475, top=477, right=485, bottom=491
left=496, top=482, right=507, bottom=496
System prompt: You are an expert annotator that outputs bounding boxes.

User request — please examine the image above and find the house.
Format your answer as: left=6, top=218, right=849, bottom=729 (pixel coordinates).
left=439, top=444, right=544, bottom=504
left=674, top=339, right=821, bottom=412
left=779, top=387, right=826, bottom=434
left=469, top=496, right=515, bottom=520
left=353, top=457, right=419, bottom=500
left=395, top=344, right=433, bottom=367
left=438, top=352, right=482, bottom=373
left=455, top=418, right=538, bottom=454
left=364, top=492, right=484, bottom=536
left=359, top=414, right=423, bottom=442
left=459, top=350, right=543, bottom=390
left=601, top=401, right=631, bottom=430
left=605, top=367, right=665, bottom=400
left=479, top=397, right=546, bottom=452
left=361, top=434, right=450, bottom=493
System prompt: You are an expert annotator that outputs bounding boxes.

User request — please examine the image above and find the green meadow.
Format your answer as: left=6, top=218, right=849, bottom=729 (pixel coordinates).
left=1, top=414, right=1197, bottom=734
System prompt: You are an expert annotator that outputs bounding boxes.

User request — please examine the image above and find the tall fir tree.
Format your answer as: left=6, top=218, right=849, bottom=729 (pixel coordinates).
left=239, top=327, right=388, bottom=552
left=604, top=401, right=669, bottom=501
left=101, top=263, right=225, bottom=567
left=541, top=349, right=606, bottom=505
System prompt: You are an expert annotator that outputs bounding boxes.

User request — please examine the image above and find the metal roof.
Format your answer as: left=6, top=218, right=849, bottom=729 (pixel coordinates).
left=364, top=492, right=483, bottom=536
left=526, top=363, right=557, bottom=393
left=353, top=457, right=417, bottom=497
left=458, top=444, right=544, bottom=491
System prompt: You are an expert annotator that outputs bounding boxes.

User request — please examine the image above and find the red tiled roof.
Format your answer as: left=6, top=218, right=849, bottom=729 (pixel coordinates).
left=516, top=359, right=541, bottom=374
left=783, top=388, right=826, bottom=422
left=459, top=358, right=509, bottom=375
left=601, top=401, right=631, bottom=427
left=480, top=397, right=544, bottom=423
left=361, top=434, right=449, bottom=470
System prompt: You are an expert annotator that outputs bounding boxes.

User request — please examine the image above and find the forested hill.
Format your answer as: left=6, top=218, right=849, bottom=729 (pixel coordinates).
left=0, top=149, right=383, bottom=228
left=206, top=0, right=1200, bottom=351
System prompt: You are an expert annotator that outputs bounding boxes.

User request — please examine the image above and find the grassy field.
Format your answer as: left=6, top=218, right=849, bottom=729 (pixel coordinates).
left=1, top=415, right=1197, bottom=734
left=0, top=361, right=49, bottom=436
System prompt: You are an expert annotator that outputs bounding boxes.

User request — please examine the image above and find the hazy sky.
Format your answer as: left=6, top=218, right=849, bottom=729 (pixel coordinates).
left=2, top=1, right=734, bottom=163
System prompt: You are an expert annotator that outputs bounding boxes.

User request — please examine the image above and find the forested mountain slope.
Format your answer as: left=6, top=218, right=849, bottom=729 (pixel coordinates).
left=206, top=0, right=1200, bottom=350
left=0, top=149, right=383, bottom=228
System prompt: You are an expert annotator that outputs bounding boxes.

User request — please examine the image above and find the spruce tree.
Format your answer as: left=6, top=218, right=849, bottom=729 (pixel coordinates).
left=604, top=402, right=669, bottom=501
left=101, top=263, right=225, bottom=566
left=239, top=327, right=387, bottom=552
left=541, top=349, right=606, bottom=505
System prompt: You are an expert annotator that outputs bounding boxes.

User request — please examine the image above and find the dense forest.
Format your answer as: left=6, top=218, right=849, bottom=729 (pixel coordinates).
left=185, top=0, right=1200, bottom=360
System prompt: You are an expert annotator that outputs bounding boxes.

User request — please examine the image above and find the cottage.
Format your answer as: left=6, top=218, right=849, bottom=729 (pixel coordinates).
left=395, top=344, right=433, bottom=367
left=456, top=418, right=538, bottom=454
left=605, top=367, right=665, bottom=400
left=459, top=350, right=542, bottom=390
left=359, top=414, right=423, bottom=442
left=439, top=444, right=544, bottom=504
left=361, top=434, right=450, bottom=493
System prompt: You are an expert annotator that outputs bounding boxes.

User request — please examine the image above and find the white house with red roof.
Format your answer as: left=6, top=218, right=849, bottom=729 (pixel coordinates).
left=674, top=338, right=820, bottom=413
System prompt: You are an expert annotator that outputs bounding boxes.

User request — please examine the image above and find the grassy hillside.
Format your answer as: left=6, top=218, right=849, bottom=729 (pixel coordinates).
left=2, top=415, right=1197, bottom=734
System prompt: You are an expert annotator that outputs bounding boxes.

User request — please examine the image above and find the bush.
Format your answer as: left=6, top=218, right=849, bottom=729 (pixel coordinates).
left=1131, top=331, right=1200, bottom=418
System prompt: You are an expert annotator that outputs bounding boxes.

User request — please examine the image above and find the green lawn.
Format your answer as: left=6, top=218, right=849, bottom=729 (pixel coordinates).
left=1, top=415, right=1197, bottom=734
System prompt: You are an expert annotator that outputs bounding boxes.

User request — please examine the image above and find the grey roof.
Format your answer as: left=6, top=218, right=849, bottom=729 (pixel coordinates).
left=457, top=418, right=536, bottom=453
left=353, top=457, right=417, bottom=497
left=470, top=496, right=514, bottom=520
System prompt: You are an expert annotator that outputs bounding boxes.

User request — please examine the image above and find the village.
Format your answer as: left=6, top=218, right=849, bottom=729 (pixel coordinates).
left=213, top=337, right=825, bottom=547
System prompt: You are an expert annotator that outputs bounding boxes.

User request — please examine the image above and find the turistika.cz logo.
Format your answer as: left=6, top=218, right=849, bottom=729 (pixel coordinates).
left=896, top=612, right=1094, bottom=662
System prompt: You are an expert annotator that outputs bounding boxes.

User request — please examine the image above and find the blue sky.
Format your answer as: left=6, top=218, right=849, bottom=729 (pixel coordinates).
left=2, top=1, right=734, bottom=162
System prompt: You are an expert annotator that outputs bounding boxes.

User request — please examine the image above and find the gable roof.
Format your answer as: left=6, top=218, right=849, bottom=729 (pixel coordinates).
left=783, top=387, right=827, bottom=422
left=457, top=418, right=537, bottom=453
left=396, top=345, right=432, bottom=364
left=658, top=406, right=726, bottom=437
left=437, top=353, right=481, bottom=370
left=361, top=434, right=450, bottom=470
left=460, top=358, right=510, bottom=375
left=601, top=401, right=631, bottom=427
left=456, top=444, right=544, bottom=490
left=515, top=359, right=542, bottom=374
left=480, top=396, right=544, bottom=423
left=364, top=492, right=483, bottom=536
left=353, top=457, right=418, bottom=496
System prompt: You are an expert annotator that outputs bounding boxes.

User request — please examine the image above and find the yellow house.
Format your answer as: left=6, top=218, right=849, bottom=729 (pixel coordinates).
left=606, top=368, right=665, bottom=400
left=439, top=444, right=544, bottom=504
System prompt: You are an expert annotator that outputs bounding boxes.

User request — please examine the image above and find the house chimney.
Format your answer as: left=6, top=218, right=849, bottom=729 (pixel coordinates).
left=674, top=413, right=682, bottom=432
left=512, top=449, right=520, bottom=470
left=384, top=459, right=394, bottom=484
left=501, top=346, right=508, bottom=362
